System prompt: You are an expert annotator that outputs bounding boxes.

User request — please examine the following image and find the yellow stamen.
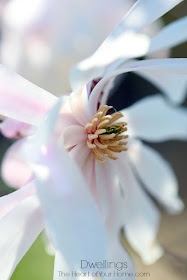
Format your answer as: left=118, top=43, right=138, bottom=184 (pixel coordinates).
left=85, top=105, right=128, bottom=162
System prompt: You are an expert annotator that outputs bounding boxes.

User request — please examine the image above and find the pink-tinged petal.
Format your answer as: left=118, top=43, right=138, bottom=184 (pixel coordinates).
left=121, top=95, right=187, bottom=142
left=69, top=142, right=90, bottom=167
left=0, top=118, right=33, bottom=138
left=149, top=16, right=187, bottom=56
left=1, top=139, right=32, bottom=188
left=61, top=125, right=87, bottom=149
left=22, top=99, right=107, bottom=269
left=128, top=140, right=184, bottom=214
left=0, top=65, right=57, bottom=124
left=116, top=155, right=163, bottom=264
left=70, top=0, right=182, bottom=90
left=69, top=86, right=92, bottom=125
left=0, top=182, right=44, bottom=279
left=89, top=58, right=187, bottom=115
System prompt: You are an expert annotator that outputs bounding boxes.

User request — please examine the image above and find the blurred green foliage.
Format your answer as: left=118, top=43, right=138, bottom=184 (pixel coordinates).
left=11, top=234, right=54, bottom=280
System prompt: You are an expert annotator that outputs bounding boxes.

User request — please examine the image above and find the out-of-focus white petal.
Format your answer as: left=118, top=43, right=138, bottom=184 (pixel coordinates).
left=116, top=155, right=163, bottom=265
left=70, top=0, right=183, bottom=90
left=1, top=139, right=32, bottom=188
left=61, top=125, right=87, bottom=149
left=128, top=140, right=184, bottom=213
left=23, top=99, right=107, bottom=271
left=0, top=65, right=57, bottom=124
left=121, top=95, right=187, bottom=142
left=53, top=251, right=74, bottom=280
left=0, top=182, right=44, bottom=279
left=89, top=58, right=187, bottom=114
left=149, top=16, right=187, bottom=55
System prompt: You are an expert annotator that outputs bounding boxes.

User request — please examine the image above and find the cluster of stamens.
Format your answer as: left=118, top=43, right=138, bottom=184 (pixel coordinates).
left=85, top=105, right=128, bottom=162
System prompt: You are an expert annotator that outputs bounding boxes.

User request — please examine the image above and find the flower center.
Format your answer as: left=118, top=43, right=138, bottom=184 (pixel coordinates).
left=85, top=105, right=128, bottom=162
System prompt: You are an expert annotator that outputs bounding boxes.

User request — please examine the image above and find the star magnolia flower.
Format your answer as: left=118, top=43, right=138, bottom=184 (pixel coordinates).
left=0, top=0, right=187, bottom=279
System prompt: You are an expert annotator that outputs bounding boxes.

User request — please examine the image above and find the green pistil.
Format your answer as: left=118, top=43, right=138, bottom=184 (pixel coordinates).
left=102, top=125, right=122, bottom=135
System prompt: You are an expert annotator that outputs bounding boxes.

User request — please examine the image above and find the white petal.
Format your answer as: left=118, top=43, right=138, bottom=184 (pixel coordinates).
left=95, top=159, right=121, bottom=222
left=110, top=17, right=187, bottom=103
left=81, top=152, right=97, bottom=199
left=53, top=251, right=74, bottom=280
left=0, top=182, right=44, bottom=279
left=0, top=181, right=35, bottom=219
left=23, top=101, right=107, bottom=271
left=96, top=160, right=136, bottom=279
left=116, top=155, right=163, bottom=264
left=133, top=58, right=187, bottom=103
left=0, top=65, right=57, bottom=125
left=121, top=94, right=187, bottom=142
left=128, top=140, right=184, bottom=214
left=35, top=144, right=107, bottom=270
left=70, top=0, right=183, bottom=90
left=70, top=33, right=149, bottom=91
left=89, top=58, right=187, bottom=115
left=149, top=16, right=187, bottom=55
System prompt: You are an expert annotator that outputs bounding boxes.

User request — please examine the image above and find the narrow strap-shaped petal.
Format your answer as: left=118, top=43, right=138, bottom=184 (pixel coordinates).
left=89, top=58, right=187, bottom=115
left=128, top=139, right=184, bottom=213
left=121, top=94, right=187, bottom=142
left=0, top=182, right=44, bottom=279
left=106, top=17, right=187, bottom=104
left=149, top=16, right=187, bottom=55
left=0, top=65, right=57, bottom=125
left=1, top=139, right=32, bottom=188
left=70, top=0, right=183, bottom=91
left=116, top=155, right=163, bottom=264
